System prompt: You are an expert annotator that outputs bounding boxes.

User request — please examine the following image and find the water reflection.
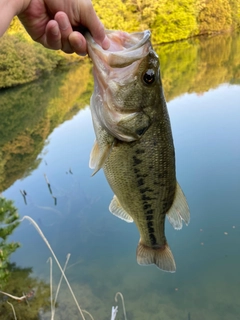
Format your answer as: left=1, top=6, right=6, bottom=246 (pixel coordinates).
left=0, top=263, right=51, bottom=320
left=0, top=31, right=240, bottom=319
left=157, top=31, right=240, bottom=100
left=0, top=61, right=93, bottom=192
left=0, top=198, right=20, bottom=283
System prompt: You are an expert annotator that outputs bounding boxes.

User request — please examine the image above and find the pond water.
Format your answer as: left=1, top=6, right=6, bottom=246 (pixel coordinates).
left=1, top=31, right=240, bottom=320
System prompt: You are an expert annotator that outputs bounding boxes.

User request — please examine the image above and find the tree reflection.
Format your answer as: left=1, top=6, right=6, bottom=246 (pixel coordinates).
left=0, top=263, right=51, bottom=320
left=156, top=31, right=240, bottom=101
left=0, top=197, right=20, bottom=284
left=0, top=61, right=93, bottom=192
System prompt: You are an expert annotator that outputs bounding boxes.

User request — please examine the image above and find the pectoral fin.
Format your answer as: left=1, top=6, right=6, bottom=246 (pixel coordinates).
left=117, top=111, right=150, bottom=141
left=166, top=182, right=190, bottom=230
left=89, top=140, right=113, bottom=176
left=137, top=241, right=176, bottom=272
left=109, top=195, right=133, bottom=223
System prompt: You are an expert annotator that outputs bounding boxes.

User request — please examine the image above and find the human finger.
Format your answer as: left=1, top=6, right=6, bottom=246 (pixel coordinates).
left=76, top=3, right=110, bottom=50
left=68, top=31, right=87, bottom=55
left=54, top=11, right=74, bottom=53
left=45, top=20, right=62, bottom=50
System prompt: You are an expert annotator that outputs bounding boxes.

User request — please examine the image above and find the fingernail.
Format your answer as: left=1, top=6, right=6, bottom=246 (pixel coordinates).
left=58, top=16, right=69, bottom=31
left=101, top=36, right=110, bottom=50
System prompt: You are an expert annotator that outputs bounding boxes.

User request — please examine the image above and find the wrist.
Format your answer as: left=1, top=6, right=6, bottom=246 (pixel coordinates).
left=5, top=0, right=21, bottom=17
left=10, top=0, right=31, bottom=15
left=0, top=0, right=31, bottom=37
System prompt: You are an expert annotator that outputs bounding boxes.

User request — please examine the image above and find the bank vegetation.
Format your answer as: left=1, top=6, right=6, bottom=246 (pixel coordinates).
left=0, top=0, right=239, bottom=88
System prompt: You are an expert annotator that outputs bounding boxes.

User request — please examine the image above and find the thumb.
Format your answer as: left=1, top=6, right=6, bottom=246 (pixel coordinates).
left=80, top=5, right=110, bottom=49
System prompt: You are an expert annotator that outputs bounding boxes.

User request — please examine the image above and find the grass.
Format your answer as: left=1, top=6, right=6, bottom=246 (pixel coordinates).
left=0, top=215, right=127, bottom=320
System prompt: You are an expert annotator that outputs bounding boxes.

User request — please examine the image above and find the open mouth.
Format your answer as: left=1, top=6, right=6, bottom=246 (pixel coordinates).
left=86, top=30, right=151, bottom=69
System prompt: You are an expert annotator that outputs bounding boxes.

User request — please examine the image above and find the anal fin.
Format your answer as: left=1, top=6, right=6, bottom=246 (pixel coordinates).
left=109, top=195, right=133, bottom=223
left=137, top=241, right=176, bottom=272
left=166, top=182, right=190, bottom=230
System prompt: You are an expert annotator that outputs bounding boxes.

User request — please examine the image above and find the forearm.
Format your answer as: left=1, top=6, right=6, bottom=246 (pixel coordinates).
left=0, top=0, right=30, bottom=37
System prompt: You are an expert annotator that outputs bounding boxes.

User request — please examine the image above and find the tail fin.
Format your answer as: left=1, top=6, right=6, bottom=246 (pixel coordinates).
left=137, top=241, right=176, bottom=272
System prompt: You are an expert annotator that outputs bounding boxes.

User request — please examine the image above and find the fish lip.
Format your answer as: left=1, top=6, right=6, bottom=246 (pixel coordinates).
left=105, top=29, right=151, bottom=53
left=86, top=29, right=151, bottom=52
left=86, top=30, right=151, bottom=68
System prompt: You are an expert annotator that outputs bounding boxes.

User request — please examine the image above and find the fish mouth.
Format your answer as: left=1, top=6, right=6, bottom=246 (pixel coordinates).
left=86, top=30, right=153, bottom=142
left=86, top=30, right=151, bottom=69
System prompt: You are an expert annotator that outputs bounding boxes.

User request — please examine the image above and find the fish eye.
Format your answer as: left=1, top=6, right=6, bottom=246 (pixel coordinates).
left=142, top=69, right=155, bottom=85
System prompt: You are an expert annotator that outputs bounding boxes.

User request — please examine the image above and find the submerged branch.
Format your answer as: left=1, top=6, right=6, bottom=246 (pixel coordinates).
left=0, top=290, right=27, bottom=301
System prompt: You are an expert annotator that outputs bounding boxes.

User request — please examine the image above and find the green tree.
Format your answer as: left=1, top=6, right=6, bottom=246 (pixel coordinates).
left=125, top=0, right=160, bottom=30
left=93, top=0, right=239, bottom=43
left=198, top=0, right=232, bottom=34
left=0, top=34, right=64, bottom=88
left=8, top=17, right=28, bottom=38
left=0, top=17, right=82, bottom=89
left=1, top=0, right=239, bottom=89
left=0, top=198, right=20, bottom=284
left=93, top=0, right=139, bottom=30
left=228, top=0, right=240, bottom=28
left=152, top=0, right=198, bottom=43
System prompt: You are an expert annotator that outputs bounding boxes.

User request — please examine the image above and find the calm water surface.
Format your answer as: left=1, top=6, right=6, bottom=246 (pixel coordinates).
left=1, top=32, right=240, bottom=319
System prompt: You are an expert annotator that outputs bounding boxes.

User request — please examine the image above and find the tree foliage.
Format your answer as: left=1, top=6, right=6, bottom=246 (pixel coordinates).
left=0, top=34, right=65, bottom=88
left=1, top=1, right=239, bottom=88
left=197, top=0, right=233, bottom=34
left=229, top=0, right=240, bottom=28
left=151, top=0, right=198, bottom=43
left=93, top=0, right=138, bottom=30
left=93, top=0, right=240, bottom=44
left=0, top=198, right=20, bottom=284
left=0, top=18, right=82, bottom=89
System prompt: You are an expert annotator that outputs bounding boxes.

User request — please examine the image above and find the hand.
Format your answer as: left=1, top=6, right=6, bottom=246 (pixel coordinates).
left=18, top=0, right=110, bottom=55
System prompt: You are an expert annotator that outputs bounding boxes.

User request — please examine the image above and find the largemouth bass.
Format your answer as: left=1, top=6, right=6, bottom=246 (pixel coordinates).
left=86, top=30, right=190, bottom=272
